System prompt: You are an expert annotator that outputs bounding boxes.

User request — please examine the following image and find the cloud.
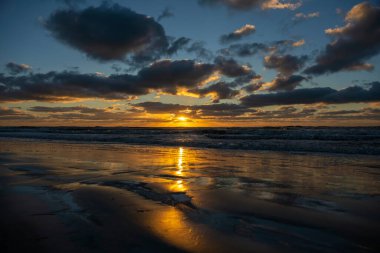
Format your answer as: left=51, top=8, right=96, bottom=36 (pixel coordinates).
left=198, top=0, right=301, bottom=10
left=167, top=37, right=192, bottom=55
left=214, top=56, right=252, bottom=77
left=305, top=2, right=380, bottom=75
left=241, top=82, right=380, bottom=107
left=137, top=59, right=215, bottom=93
left=157, top=7, right=174, bottom=21
left=251, top=106, right=316, bottom=119
left=220, top=42, right=268, bottom=57
left=133, top=102, right=187, bottom=114
left=0, top=57, right=255, bottom=102
left=220, top=39, right=300, bottom=57
left=55, top=0, right=86, bottom=8
left=293, top=12, right=319, bottom=21
left=220, top=24, right=256, bottom=44
left=134, top=101, right=253, bottom=118
left=27, top=105, right=137, bottom=121
left=5, top=62, right=32, bottom=75
left=186, top=41, right=214, bottom=60
left=264, top=54, right=308, bottom=76
left=29, top=106, right=102, bottom=113
left=189, top=82, right=240, bottom=102
left=261, top=0, right=301, bottom=10
left=265, top=75, right=305, bottom=91
left=316, top=107, right=380, bottom=121
left=0, top=107, right=35, bottom=120
left=45, top=3, right=168, bottom=61
left=292, top=39, right=305, bottom=47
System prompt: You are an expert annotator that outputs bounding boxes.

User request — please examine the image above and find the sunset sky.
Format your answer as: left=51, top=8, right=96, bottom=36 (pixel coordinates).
left=1, top=0, right=379, bottom=126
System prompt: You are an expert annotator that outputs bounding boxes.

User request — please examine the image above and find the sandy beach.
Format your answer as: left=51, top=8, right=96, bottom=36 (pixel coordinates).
left=1, top=138, right=379, bottom=253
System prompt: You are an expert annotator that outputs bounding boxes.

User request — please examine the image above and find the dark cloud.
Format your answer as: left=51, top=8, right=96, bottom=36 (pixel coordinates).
left=29, top=106, right=103, bottom=113
left=189, top=82, right=240, bottom=102
left=252, top=106, right=316, bottom=119
left=194, top=103, right=252, bottom=117
left=157, top=7, right=174, bottom=22
left=0, top=71, right=142, bottom=101
left=45, top=3, right=168, bottom=61
left=55, top=0, right=86, bottom=9
left=133, top=102, right=187, bottom=114
left=198, top=0, right=301, bottom=10
left=264, top=54, right=308, bottom=76
left=266, top=75, right=305, bottom=91
left=28, top=106, right=136, bottom=121
left=0, top=107, right=34, bottom=120
left=220, top=24, right=256, bottom=44
left=167, top=37, right=192, bottom=55
left=0, top=59, right=238, bottom=102
left=134, top=101, right=252, bottom=117
left=305, top=2, right=380, bottom=75
left=186, top=41, right=214, bottom=60
left=214, top=56, right=252, bottom=77
left=316, top=108, right=380, bottom=121
left=220, top=42, right=268, bottom=57
left=5, top=62, right=31, bottom=75
left=220, top=40, right=299, bottom=57
left=111, top=64, right=122, bottom=72
left=241, top=82, right=380, bottom=107
left=137, top=60, right=215, bottom=93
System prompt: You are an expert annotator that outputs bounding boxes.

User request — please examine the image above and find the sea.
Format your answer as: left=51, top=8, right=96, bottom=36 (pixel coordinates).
left=0, top=126, right=379, bottom=155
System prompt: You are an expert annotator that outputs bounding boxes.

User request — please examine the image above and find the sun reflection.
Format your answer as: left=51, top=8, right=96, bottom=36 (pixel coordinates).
left=146, top=207, right=202, bottom=252
left=176, top=147, right=184, bottom=176
left=170, top=147, right=187, bottom=191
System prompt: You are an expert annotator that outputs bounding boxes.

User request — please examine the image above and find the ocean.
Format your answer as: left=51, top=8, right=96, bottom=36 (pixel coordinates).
left=1, top=126, right=380, bottom=155
left=0, top=127, right=379, bottom=252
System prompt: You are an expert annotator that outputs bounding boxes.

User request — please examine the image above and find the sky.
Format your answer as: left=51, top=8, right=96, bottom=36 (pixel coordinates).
left=0, top=0, right=379, bottom=127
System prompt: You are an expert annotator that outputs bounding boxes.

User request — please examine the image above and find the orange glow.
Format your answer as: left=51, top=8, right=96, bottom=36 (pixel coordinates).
left=177, top=116, right=187, bottom=122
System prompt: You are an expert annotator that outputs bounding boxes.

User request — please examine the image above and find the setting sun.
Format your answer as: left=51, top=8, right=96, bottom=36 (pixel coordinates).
left=177, top=116, right=188, bottom=122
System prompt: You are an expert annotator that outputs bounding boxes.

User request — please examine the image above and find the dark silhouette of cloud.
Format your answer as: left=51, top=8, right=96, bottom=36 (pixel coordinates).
left=266, top=75, right=306, bottom=91
left=220, top=40, right=300, bottom=57
left=134, top=101, right=253, bottom=117
left=0, top=107, right=35, bottom=120
left=157, top=7, right=174, bottom=21
left=167, top=37, right=192, bottom=55
left=241, top=82, right=380, bottom=107
left=214, top=56, right=252, bottom=77
left=186, top=41, right=214, bottom=60
left=198, top=0, right=301, bottom=10
left=305, top=2, right=380, bottom=75
left=220, top=24, right=256, bottom=44
left=137, top=60, right=215, bottom=93
left=5, top=62, right=32, bottom=75
left=0, top=58, right=254, bottom=102
left=45, top=3, right=168, bottom=61
left=28, top=105, right=136, bottom=121
left=264, top=54, right=308, bottom=76
left=189, top=82, right=240, bottom=102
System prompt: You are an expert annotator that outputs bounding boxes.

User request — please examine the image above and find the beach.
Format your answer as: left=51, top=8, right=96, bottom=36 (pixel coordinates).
left=1, top=137, right=379, bottom=253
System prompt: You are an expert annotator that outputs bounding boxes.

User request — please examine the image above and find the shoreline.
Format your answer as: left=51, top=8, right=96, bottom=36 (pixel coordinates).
left=1, top=138, right=379, bottom=252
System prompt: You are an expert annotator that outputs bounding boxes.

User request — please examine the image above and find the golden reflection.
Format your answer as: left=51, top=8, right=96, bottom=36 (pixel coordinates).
left=176, top=147, right=184, bottom=175
left=171, top=147, right=187, bottom=191
left=146, top=207, right=203, bottom=252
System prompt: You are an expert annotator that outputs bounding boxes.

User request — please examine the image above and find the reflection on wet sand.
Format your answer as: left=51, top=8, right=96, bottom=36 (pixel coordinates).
left=1, top=139, right=380, bottom=253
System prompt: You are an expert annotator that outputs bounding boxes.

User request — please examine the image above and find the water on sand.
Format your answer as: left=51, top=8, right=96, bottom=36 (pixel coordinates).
left=0, top=139, right=379, bottom=252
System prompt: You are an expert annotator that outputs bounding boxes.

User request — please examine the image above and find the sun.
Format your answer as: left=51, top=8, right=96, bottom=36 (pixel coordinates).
left=177, top=116, right=188, bottom=122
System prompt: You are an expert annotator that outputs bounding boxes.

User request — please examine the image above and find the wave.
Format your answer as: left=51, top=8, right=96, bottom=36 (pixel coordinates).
left=1, top=126, right=379, bottom=155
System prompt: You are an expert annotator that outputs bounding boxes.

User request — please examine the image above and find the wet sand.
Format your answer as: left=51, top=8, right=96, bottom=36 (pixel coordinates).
left=1, top=138, right=379, bottom=252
